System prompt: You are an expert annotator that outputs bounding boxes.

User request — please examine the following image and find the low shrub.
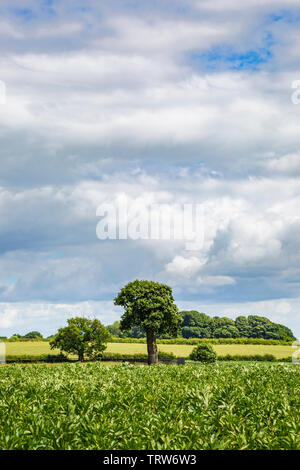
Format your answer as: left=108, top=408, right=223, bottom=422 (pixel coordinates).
left=7, top=336, right=19, bottom=342
left=189, top=344, right=217, bottom=363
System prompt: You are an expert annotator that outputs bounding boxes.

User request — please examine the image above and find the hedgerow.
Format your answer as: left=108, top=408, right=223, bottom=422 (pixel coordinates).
left=3, top=337, right=292, bottom=345
left=217, top=354, right=278, bottom=362
left=4, top=351, right=176, bottom=364
left=3, top=352, right=291, bottom=363
left=109, top=337, right=292, bottom=345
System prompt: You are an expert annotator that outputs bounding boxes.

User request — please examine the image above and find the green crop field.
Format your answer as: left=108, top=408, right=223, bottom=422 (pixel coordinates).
left=4, top=341, right=293, bottom=359
left=0, top=362, right=299, bottom=450
left=106, top=342, right=293, bottom=359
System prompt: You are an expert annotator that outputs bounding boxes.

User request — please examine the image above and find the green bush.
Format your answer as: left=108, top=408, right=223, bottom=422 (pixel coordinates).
left=217, top=354, right=278, bottom=362
left=189, top=344, right=217, bottom=363
left=8, top=336, right=19, bottom=342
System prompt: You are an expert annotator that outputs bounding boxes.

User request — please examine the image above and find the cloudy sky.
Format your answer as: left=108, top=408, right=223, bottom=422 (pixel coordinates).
left=0, top=0, right=300, bottom=338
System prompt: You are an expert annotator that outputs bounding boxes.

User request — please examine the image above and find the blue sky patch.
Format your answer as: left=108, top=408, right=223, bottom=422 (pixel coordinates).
left=10, top=8, right=35, bottom=21
left=191, top=46, right=273, bottom=71
left=0, top=275, right=19, bottom=286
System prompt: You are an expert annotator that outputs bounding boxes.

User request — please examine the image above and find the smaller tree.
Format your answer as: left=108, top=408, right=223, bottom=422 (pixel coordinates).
left=50, top=317, right=111, bottom=362
left=189, top=344, right=217, bottom=363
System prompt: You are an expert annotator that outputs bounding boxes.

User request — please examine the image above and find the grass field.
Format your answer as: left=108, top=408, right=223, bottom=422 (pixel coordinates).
left=0, top=362, right=299, bottom=450
left=4, top=341, right=294, bottom=359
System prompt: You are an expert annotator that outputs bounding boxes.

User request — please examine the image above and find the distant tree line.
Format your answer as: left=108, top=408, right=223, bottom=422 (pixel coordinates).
left=2, top=312, right=296, bottom=343
left=107, top=311, right=296, bottom=341
left=7, top=331, right=44, bottom=340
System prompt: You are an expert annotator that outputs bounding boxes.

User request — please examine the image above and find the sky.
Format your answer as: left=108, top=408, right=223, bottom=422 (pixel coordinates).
left=0, top=0, right=300, bottom=338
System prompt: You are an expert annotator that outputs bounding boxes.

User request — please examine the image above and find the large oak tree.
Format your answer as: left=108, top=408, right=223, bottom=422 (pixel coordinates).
left=114, top=280, right=182, bottom=364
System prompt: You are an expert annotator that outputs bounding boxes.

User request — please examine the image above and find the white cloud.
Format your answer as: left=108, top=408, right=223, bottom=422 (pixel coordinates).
left=196, top=275, right=235, bottom=286
left=194, top=0, right=300, bottom=13
left=0, top=301, right=122, bottom=336
left=0, top=21, right=24, bottom=39
left=0, top=308, right=17, bottom=328
left=0, top=0, right=300, bottom=338
left=165, top=255, right=206, bottom=278
left=263, top=153, right=300, bottom=174
left=97, top=16, right=241, bottom=54
left=34, top=23, right=83, bottom=38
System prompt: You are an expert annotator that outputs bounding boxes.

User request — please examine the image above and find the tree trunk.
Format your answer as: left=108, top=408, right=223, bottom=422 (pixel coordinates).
left=78, top=351, right=84, bottom=362
left=146, top=331, right=158, bottom=365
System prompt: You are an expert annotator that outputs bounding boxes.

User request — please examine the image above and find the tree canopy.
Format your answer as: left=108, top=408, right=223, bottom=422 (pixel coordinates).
left=180, top=311, right=295, bottom=341
left=107, top=310, right=296, bottom=341
left=50, top=317, right=111, bottom=361
left=23, top=331, right=43, bottom=339
left=114, top=280, right=182, bottom=364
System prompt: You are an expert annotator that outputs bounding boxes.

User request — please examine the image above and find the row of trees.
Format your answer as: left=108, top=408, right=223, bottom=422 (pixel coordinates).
left=6, top=331, right=44, bottom=341
left=107, top=310, right=295, bottom=342
left=49, top=280, right=295, bottom=365
left=4, top=280, right=294, bottom=364
left=180, top=311, right=295, bottom=341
